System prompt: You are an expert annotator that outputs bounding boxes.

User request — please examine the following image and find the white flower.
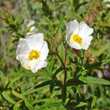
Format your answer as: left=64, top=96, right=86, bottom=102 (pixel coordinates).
left=16, top=33, right=49, bottom=73
left=103, top=0, right=110, bottom=7
left=66, top=19, right=93, bottom=50
left=104, top=0, right=110, bottom=2
left=22, top=19, right=38, bottom=35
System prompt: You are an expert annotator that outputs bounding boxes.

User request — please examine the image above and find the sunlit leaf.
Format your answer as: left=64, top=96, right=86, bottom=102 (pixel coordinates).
left=2, top=91, right=16, bottom=104
left=75, top=102, right=86, bottom=108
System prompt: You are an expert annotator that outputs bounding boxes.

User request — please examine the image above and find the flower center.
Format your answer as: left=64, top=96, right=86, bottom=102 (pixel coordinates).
left=27, top=65, right=31, bottom=69
left=28, top=30, right=33, bottom=33
left=28, top=50, right=40, bottom=61
left=72, top=34, right=82, bottom=45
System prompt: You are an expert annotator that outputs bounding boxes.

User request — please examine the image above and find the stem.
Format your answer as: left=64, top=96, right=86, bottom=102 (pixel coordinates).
left=64, top=43, right=68, bottom=84
left=80, top=50, right=84, bottom=69
left=62, top=43, right=68, bottom=103
left=49, top=52, right=65, bottom=68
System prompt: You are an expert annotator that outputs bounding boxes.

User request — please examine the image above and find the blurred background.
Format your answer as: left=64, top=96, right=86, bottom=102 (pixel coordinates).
left=0, top=0, right=110, bottom=109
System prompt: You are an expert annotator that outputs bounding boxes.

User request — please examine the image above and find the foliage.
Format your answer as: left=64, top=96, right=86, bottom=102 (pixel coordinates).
left=1, top=0, right=110, bottom=109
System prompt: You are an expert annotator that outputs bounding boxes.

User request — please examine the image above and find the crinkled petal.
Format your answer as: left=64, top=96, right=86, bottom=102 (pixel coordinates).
left=66, top=19, right=79, bottom=40
left=30, top=26, right=39, bottom=33
left=31, top=60, right=47, bottom=73
left=78, top=21, right=93, bottom=38
left=26, top=26, right=39, bottom=35
left=82, top=36, right=93, bottom=50
left=16, top=38, right=31, bottom=59
left=26, top=33, right=44, bottom=51
left=40, top=41, right=49, bottom=60
left=22, top=19, right=35, bottom=31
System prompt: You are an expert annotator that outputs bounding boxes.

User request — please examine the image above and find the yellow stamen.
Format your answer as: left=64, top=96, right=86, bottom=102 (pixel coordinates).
left=27, top=65, right=31, bottom=69
left=72, top=34, right=82, bottom=45
left=28, top=50, right=40, bottom=61
left=28, top=30, right=33, bottom=33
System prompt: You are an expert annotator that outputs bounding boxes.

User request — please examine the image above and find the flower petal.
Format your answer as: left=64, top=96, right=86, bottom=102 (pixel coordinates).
left=16, top=38, right=31, bottom=60
left=82, top=36, right=93, bottom=50
left=31, top=60, right=47, bottom=73
left=78, top=21, right=93, bottom=37
left=66, top=19, right=79, bottom=40
left=26, top=33, right=44, bottom=51
left=40, top=41, right=49, bottom=61
left=22, top=19, right=35, bottom=31
left=30, top=26, right=39, bottom=33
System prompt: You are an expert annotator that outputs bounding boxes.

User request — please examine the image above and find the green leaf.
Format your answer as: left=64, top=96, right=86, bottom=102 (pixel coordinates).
left=13, top=101, right=21, bottom=110
left=67, top=77, right=85, bottom=86
left=46, top=17, right=53, bottom=37
left=48, top=56, right=55, bottom=73
left=91, top=44, right=110, bottom=57
left=50, top=66, right=65, bottom=93
left=8, top=76, right=21, bottom=88
left=67, top=50, right=75, bottom=59
left=23, top=96, right=34, bottom=110
left=52, top=67, right=64, bottom=79
left=50, top=79, right=56, bottom=93
left=49, top=67, right=64, bottom=93
left=0, top=7, right=8, bottom=19
left=14, top=9, right=25, bottom=24
left=75, top=102, right=86, bottom=108
left=87, top=76, right=110, bottom=85
left=12, top=90, right=23, bottom=99
left=90, top=108, right=99, bottom=110
left=0, top=53, right=6, bottom=67
left=2, top=91, right=16, bottom=104
left=56, top=15, right=64, bottom=33
left=41, top=101, right=62, bottom=109
left=23, top=80, right=51, bottom=95
left=65, top=11, right=83, bottom=21
left=55, top=30, right=62, bottom=45
left=79, top=76, right=88, bottom=83
left=58, top=43, right=65, bottom=61
left=79, top=76, right=110, bottom=85
left=9, top=71, right=49, bottom=77
left=91, top=96, right=97, bottom=108
left=36, top=25, right=47, bottom=35
left=75, top=2, right=87, bottom=11
left=0, top=27, right=6, bottom=32
left=86, top=59, right=110, bottom=70
left=60, top=104, right=66, bottom=110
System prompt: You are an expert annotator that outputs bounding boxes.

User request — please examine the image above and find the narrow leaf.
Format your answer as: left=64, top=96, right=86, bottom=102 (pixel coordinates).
left=0, top=7, right=8, bottom=19
left=86, top=59, right=110, bottom=70
left=91, top=96, right=97, bottom=108
left=87, top=76, right=110, bottom=85
left=52, top=67, right=64, bottom=79
left=75, top=102, right=86, bottom=108
left=23, top=80, right=51, bottom=95
left=14, top=9, right=25, bottom=24
left=13, top=100, right=21, bottom=110
left=50, top=79, right=56, bottom=93
left=23, top=96, right=33, bottom=109
left=79, top=76, right=88, bottom=83
left=8, top=76, right=21, bottom=88
left=36, top=25, right=47, bottom=35
left=56, top=15, right=64, bottom=33
left=2, top=91, right=16, bottom=104
left=65, top=11, right=83, bottom=21
left=12, top=90, right=23, bottom=99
